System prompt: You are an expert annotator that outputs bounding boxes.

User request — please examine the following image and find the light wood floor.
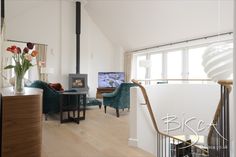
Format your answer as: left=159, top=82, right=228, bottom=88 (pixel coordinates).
left=42, top=107, right=155, bottom=157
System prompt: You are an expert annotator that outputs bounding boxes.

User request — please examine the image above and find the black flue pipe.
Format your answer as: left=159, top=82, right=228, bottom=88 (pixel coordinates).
left=76, top=1, right=81, bottom=74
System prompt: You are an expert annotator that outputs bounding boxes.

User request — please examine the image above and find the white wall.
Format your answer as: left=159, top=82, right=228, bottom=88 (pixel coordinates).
left=83, top=8, right=122, bottom=96
left=4, top=0, right=122, bottom=96
left=6, top=0, right=61, bottom=82
left=129, top=84, right=220, bottom=155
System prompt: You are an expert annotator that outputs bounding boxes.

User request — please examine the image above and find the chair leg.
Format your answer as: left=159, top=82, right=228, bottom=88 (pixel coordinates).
left=104, top=106, right=107, bottom=113
left=73, top=110, right=75, bottom=117
left=116, top=108, right=119, bottom=117
left=45, top=114, right=48, bottom=121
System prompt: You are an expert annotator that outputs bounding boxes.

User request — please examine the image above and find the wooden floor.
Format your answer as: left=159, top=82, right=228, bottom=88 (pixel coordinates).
left=42, top=107, right=154, bottom=157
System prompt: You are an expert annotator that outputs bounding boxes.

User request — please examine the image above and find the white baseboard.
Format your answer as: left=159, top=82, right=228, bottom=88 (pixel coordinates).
left=128, top=138, right=138, bottom=147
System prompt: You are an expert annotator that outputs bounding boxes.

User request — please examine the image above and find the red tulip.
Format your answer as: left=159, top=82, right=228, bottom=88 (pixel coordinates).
left=23, top=47, right=29, bottom=53
left=17, top=47, right=21, bottom=54
left=27, top=42, right=34, bottom=49
left=11, top=46, right=18, bottom=54
left=6, top=47, right=12, bottom=52
left=11, top=45, right=17, bottom=50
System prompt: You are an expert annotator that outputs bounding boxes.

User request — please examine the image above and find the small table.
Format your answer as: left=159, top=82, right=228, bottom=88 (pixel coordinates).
left=60, top=91, right=87, bottom=124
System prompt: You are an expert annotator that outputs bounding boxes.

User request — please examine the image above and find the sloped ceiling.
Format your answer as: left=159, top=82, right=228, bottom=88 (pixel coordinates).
left=85, top=0, right=233, bottom=51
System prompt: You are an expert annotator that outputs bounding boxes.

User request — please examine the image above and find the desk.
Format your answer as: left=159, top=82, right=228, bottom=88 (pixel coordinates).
left=60, top=92, right=86, bottom=124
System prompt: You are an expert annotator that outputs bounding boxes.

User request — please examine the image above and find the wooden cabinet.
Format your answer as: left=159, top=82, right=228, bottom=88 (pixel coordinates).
left=96, top=88, right=116, bottom=99
left=0, top=87, right=43, bottom=157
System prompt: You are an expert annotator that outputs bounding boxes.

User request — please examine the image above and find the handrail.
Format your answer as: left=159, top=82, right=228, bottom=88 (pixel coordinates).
left=132, top=79, right=159, bottom=132
left=131, top=79, right=209, bottom=154
left=218, top=80, right=233, bottom=86
left=207, top=80, right=233, bottom=146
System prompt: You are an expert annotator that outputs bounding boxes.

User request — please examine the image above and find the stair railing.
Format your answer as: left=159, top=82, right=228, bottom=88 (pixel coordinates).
left=207, top=80, right=232, bottom=157
left=132, top=79, right=209, bottom=157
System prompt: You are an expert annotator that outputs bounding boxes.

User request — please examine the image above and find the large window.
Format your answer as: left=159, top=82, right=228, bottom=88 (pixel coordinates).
left=167, top=50, right=182, bottom=79
left=136, top=55, right=146, bottom=80
left=150, top=53, right=162, bottom=79
left=188, top=47, right=208, bottom=79
left=133, top=41, right=233, bottom=83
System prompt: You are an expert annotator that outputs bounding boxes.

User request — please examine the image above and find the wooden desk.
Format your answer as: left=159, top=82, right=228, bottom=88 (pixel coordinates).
left=0, top=87, right=43, bottom=157
left=96, top=87, right=116, bottom=99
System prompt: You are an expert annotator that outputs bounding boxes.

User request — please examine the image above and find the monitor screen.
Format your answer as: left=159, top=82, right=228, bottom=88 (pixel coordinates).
left=98, top=72, right=125, bottom=88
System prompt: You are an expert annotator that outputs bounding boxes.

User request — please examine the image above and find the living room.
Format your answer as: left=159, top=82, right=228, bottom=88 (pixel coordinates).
left=0, top=0, right=236, bottom=157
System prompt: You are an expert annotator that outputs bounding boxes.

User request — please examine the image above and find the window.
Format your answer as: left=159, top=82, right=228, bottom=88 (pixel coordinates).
left=188, top=47, right=208, bottom=79
left=133, top=40, right=233, bottom=84
left=136, top=55, right=146, bottom=80
left=150, top=53, right=162, bottom=79
left=167, top=50, right=182, bottom=79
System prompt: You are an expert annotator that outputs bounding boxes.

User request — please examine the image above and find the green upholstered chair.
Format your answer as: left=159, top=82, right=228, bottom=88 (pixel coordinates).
left=29, top=80, right=61, bottom=119
left=30, top=80, right=102, bottom=120
left=102, top=83, right=136, bottom=117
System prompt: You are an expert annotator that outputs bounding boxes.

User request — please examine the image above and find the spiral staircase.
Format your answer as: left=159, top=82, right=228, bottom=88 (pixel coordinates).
left=132, top=79, right=232, bottom=157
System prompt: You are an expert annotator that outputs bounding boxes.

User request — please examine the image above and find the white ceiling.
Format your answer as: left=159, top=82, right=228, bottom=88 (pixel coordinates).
left=85, top=0, right=233, bottom=52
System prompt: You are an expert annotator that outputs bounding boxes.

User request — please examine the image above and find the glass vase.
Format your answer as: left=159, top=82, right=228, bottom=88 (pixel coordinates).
left=15, top=74, right=25, bottom=94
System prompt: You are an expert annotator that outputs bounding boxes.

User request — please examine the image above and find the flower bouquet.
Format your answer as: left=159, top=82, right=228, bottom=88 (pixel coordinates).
left=5, top=42, right=38, bottom=93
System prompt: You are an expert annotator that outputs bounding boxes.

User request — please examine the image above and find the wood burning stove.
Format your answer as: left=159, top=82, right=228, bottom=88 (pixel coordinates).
left=68, top=74, right=89, bottom=93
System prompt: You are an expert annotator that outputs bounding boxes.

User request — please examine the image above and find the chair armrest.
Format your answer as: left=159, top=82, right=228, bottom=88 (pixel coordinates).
left=102, top=85, right=121, bottom=97
left=102, top=92, right=116, bottom=97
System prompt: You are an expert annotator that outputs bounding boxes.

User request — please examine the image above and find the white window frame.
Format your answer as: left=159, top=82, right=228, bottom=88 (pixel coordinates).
left=133, top=39, right=233, bottom=83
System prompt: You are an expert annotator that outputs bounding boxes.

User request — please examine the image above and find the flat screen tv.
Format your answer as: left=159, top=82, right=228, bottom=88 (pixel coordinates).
left=98, top=72, right=125, bottom=88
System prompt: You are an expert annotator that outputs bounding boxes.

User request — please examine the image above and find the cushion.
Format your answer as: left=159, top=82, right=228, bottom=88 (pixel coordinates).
left=49, top=83, right=64, bottom=92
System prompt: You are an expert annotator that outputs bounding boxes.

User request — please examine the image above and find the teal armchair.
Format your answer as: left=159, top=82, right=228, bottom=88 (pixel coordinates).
left=102, top=83, right=136, bottom=117
left=29, top=80, right=61, bottom=118
left=30, top=80, right=102, bottom=120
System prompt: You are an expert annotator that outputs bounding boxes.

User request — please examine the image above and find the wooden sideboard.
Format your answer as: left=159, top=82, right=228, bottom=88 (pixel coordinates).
left=0, top=87, right=43, bottom=157
left=96, top=87, right=116, bottom=99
